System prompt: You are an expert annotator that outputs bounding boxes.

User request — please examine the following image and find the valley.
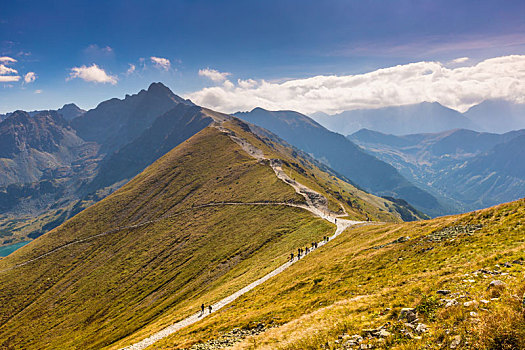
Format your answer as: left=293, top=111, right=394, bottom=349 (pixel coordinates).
left=349, top=128, right=525, bottom=213
left=0, top=113, right=410, bottom=349
left=2, top=3, right=524, bottom=349
left=0, top=87, right=523, bottom=350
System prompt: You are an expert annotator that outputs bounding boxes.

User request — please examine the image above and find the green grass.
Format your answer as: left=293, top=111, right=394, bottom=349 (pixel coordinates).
left=0, top=126, right=332, bottom=350
left=0, top=121, right=419, bottom=350
left=225, top=120, right=406, bottom=222
left=151, top=198, right=525, bottom=349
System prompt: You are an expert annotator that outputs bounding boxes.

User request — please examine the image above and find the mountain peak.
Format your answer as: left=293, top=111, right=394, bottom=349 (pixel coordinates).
left=61, top=103, right=81, bottom=110
left=58, top=103, right=85, bottom=120
left=147, top=82, right=170, bottom=93
left=146, top=82, right=195, bottom=106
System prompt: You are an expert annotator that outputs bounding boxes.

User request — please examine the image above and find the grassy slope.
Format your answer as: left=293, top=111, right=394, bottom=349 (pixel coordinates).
left=153, top=198, right=525, bottom=349
left=227, top=121, right=408, bottom=222
left=0, top=119, right=406, bottom=350
left=0, top=126, right=334, bottom=349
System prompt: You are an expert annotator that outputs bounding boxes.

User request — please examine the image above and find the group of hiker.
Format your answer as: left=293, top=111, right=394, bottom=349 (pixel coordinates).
left=199, top=303, right=212, bottom=317
left=289, top=237, right=329, bottom=262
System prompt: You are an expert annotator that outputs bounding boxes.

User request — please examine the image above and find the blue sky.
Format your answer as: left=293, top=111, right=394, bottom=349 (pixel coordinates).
left=1, top=0, right=524, bottom=114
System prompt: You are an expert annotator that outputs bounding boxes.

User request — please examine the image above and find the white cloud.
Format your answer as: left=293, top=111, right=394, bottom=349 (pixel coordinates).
left=186, top=55, right=525, bottom=114
left=67, top=64, right=117, bottom=84
left=0, top=64, right=17, bottom=75
left=0, top=75, right=20, bottom=82
left=0, top=56, right=16, bottom=64
left=126, top=63, right=136, bottom=75
left=150, top=56, right=170, bottom=70
left=34, top=89, right=42, bottom=94
left=199, top=68, right=231, bottom=82
left=0, top=62, right=20, bottom=82
left=452, top=57, right=469, bottom=63
left=237, top=79, right=258, bottom=89
left=24, top=72, right=36, bottom=83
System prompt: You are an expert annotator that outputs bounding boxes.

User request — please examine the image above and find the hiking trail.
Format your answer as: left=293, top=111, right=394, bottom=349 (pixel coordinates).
left=118, top=125, right=365, bottom=350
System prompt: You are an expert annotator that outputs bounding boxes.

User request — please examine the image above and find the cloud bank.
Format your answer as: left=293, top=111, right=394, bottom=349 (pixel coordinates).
left=187, top=55, right=525, bottom=114
left=68, top=64, right=117, bottom=84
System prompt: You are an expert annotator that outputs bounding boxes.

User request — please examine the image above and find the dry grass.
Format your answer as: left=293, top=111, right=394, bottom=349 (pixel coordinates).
left=152, top=198, right=525, bottom=349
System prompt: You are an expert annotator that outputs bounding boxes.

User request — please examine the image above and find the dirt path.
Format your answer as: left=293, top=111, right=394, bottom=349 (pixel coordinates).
left=118, top=126, right=364, bottom=350
left=120, top=220, right=357, bottom=350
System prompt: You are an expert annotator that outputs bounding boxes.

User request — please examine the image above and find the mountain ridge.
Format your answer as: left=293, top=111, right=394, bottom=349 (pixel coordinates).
left=235, top=107, right=442, bottom=216
left=349, top=127, right=525, bottom=212
left=0, top=116, right=412, bottom=349
left=311, top=102, right=478, bottom=136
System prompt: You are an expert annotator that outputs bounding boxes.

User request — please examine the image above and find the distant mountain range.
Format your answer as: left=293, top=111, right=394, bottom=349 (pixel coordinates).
left=0, top=83, right=210, bottom=245
left=0, top=103, right=86, bottom=122
left=463, top=99, right=525, bottom=134
left=1, top=83, right=426, bottom=247
left=349, top=128, right=525, bottom=212
left=235, top=108, right=443, bottom=216
left=312, top=100, right=525, bottom=135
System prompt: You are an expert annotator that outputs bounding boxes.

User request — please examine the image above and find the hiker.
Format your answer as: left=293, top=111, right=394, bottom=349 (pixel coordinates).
left=305, top=247, right=309, bottom=255
left=200, top=304, right=205, bottom=316
left=335, top=218, right=337, bottom=224
left=290, top=253, right=294, bottom=262
left=208, top=305, right=213, bottom=314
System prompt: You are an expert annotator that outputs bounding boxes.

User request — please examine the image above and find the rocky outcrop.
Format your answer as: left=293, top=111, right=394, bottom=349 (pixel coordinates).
left=186, top=324, right=269, bottom=350
left=426, top=224, right=482, bottom=242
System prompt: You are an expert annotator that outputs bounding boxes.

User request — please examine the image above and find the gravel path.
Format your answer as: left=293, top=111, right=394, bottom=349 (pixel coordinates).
left=119, top=126, right=364, bottom=350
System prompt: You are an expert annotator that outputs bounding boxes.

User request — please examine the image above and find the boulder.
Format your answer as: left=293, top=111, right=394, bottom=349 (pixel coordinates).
left=415, top=323, right=428, bottom=333
left=445, top=299, right=458, bottom=308
left=488, top=280, right=506, bottom=289
left=463, top=300, right=478, bottom=307
left=437, top=290, right=451, bottom=295
left=450, top=335, right=461, bottom=349
left=378, top=329, right=391, bottom=337
left=399, top=308, right=418, bottom=323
